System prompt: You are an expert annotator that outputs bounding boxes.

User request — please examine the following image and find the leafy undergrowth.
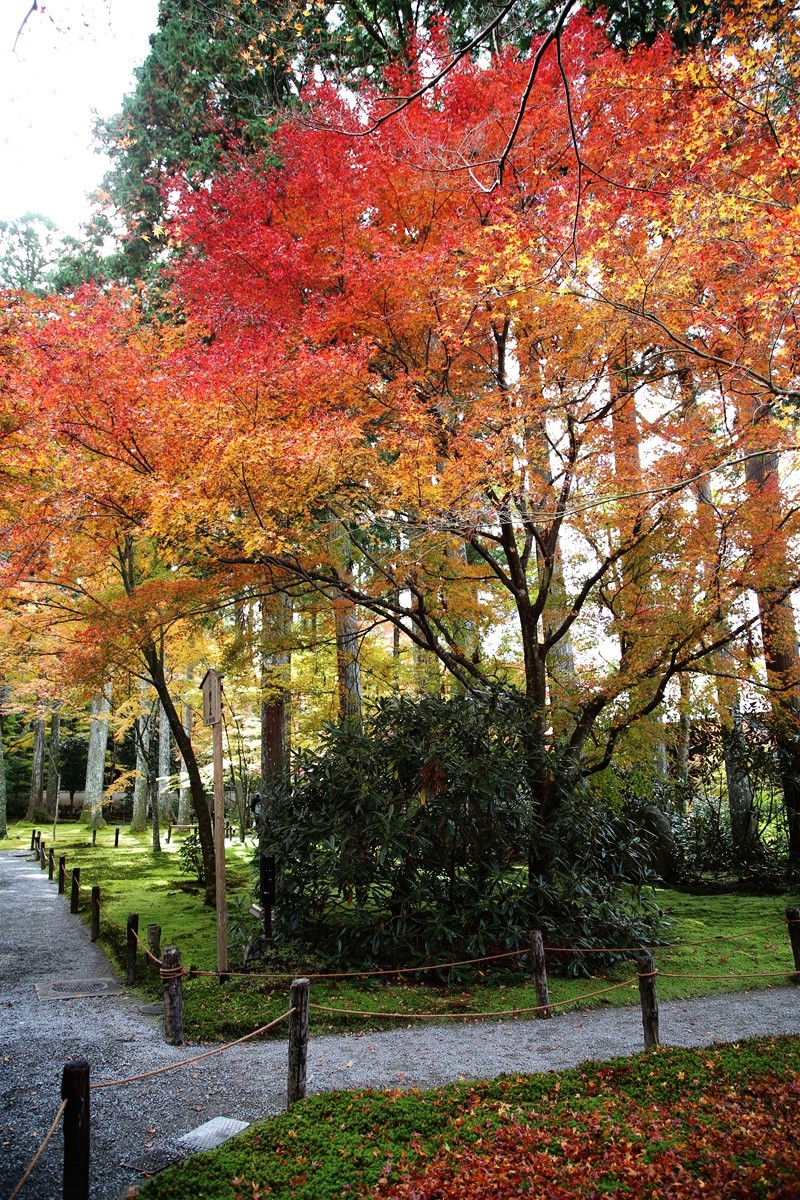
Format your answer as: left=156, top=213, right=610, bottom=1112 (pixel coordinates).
left=3, top=822, right=798, bottom=1043
left=135, top=1037, right=800, bottom=1199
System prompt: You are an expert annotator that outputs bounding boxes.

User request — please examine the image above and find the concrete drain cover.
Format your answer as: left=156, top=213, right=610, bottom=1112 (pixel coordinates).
left=124, top=1118, right=250, bottom=1177
left=176, top=1117, right=250, bottom=1153
left=35, top=978, right=122, bottom=1000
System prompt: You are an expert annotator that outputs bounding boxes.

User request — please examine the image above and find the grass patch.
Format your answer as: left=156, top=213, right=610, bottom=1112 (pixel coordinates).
left=133, top=1035, right=800, bottom=1199
left=2, top=821, right=798, bottom=1043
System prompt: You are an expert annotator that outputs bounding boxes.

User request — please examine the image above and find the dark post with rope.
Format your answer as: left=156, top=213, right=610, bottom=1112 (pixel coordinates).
left=30, top=828, right=36, bottom=851
left=58, top=855, right=66, bottom=894
left=288, top=978, right=310, bottom=1106
left=70, top=868, right=80, bottom=914
left=126, top=913, right=139, bottom=985
left=162, top=946, right=184, bottom=1045
left=48, top=847, right=55, bottom=881
left=529, top=929, right=551, bottom=1018
left=147, top=923, right=162, bottom=963
left=62, top=1059, right=90, bottom=1200
left=39, top=838, right=47, bottom=869
left=637, top=951, right=659, bottom=1049
left=787, top=907, right=800, bottom=982
left=90, top=887, right=100, bottom=943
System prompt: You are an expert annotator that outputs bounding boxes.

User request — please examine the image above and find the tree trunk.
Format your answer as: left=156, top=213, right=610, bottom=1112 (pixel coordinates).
left=45, top=706, right=61, bottom=817
left=329, top=515, right=363, bottom=727
left=178, top=697, right=193, bottom=825
left=142, top=643, right=216, bottom=905
left=158, top=701, right=175, bottom=824
left=260, top=593, right=292, bottom=791
left=131, top=681, right=151, bottom=833
left=26, top=716, right=46, bottom=820
left=82, top=689, right=111, bottom=829
left=0, top=703, right=7, bottom=839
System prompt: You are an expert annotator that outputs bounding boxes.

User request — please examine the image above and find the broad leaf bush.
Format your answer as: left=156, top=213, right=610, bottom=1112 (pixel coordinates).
left=261, top=695, right=662, bottom=971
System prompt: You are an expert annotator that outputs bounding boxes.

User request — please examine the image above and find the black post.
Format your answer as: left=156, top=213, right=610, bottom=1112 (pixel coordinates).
left=114, top=827, right=120, bottom=848
left=147, top=923, right=162, bottom=963
left=58, top=855, right=66, bottom=895
left=39, top=838, right=47, bottom=870
left=637, top=951, right=659, bottom=1050
left=288, top=977, right=310, bottom=1106
left=529, top=929, right=550, bottom=1018
left=48, top=847, right=55, bottom=881
left=62, top=1059, right=90, bottom=1200
left=787, top=907, right=800, bottom=982
left=91, top=829, right=96, bottom=847
left=90, top=887, right=100, bottom=943
left=30, top=828, right=36, bottom=851
left=70, top=868, right=80, bottom=915
left=162, top=946, right=184, bottom=1045
left=126, top=913, right=139, bottom=985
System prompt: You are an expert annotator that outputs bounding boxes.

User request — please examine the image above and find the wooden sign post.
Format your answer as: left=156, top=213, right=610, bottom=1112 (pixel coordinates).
left=200, top=668, right=228, bottom=980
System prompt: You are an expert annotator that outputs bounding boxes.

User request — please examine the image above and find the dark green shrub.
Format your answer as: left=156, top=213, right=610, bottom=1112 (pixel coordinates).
left=177, top=831, right=205, bottom=884
left=260, top=694, right=662, bottom=971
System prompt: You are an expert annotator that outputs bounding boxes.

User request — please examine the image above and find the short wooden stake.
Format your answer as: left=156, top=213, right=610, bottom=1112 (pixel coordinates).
left=787, top=907, right=800, bottom=982
left=62, top=1058, right=90, bottom=1200
left=70, top=868, right=80, bottom=914
left=34, top=830, right=41, bottom=855
left=114, top=827, right=120, bottom=848
left=91, top=829, right=97, bottom=847
left=529, top=929, right=550, bottom=1018
left=288, top=977, right=310, bottom=1106
left=637, top=951, right=659, bottom=1050
left=58, top=855, right=66, bottom=894
left=90, top=886, right=100, bottom=943
left=147, top=923, right=162, bottom=963
left=39, top=838, right=47, bottom=869
left=30, top=828, right=36, bottom=851
left=126, top=913, right=139, bottom=985
left=162, top=946, right=184, bottom=1045
left=48, top=847, right=55, bottom=881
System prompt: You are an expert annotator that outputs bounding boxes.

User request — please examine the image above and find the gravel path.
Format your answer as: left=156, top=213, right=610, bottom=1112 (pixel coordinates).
left=2, top=848, right=799, bottom=1200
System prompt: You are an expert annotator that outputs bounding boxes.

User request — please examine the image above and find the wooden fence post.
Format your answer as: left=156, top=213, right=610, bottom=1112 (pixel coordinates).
left=48, top=847, right=55, bottom=881
left=147, top=924, right=162, bottom=963
left=30, top=829, right=36, bottom=851
left=637, top=951, right=659, bottom=1050
left=62, top=1059, right=90, bottom=1200
left=126, top=913, right=139, bottom=985
left=39, top=839, right=47, bottom=869
left=70, top=868, right=80, bottom=915
left=162, top=946, right=184, bottom=1045
left=58, top=855, right=66, bottom=895
left=529, top=929, right=550, bottom=1018
left=90, top=887, right=100, bottom=943
left=33, top=830, right=40, bottom=856
left=287, top=977, right=310, bottom=1107
left=114, top=827, right=120, bottom=848
left=91, top=829, right=96, bottom=847
left=787, top=907, right=800, bottom=982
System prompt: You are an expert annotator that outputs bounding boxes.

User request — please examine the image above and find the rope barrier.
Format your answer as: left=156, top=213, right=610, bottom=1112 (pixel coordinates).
left=657, top=968, right=799, bottom=980
left=7, top=1099, right=68, bottom=1200
left=90, top=1008, right=296, bottom=1091
left=308, top=976, right=638, bottom=1021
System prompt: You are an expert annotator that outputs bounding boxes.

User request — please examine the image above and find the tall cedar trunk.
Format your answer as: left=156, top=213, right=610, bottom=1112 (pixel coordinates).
left=26, top=717, right=46, bottom=820
left=131, top=678, right=150, bottom=832
left=82, top=689, right=110, bottom=829
left=329, top=515, right=363, bottom=727
left=158, top=701, right=174, bottom=823
left=45, top=706, right=61, bottom=816
left=676, top=673, right=691, bottom=788
left=741, top=423, right=800, bottom=875
left=178, top=696, right=193, bottom=825
left=260, top=593, right=292, bottom=795
left=143, top=644, right=216, bottom=905
left=0, top=704, right=6, bottom=838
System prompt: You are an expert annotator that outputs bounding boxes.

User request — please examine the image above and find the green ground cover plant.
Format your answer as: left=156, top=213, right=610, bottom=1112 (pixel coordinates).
left=133, top=1036, right=800, bottom=1199
left=3, top=822, right=798, bottom=1044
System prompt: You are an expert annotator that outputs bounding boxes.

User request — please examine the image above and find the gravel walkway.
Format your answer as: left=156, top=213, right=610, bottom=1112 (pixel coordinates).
left=2, top=848, right=799, bottom=1200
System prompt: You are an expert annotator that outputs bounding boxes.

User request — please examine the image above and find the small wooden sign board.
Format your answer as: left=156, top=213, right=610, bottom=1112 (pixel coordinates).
left=200, top=668, right=223, bottom=726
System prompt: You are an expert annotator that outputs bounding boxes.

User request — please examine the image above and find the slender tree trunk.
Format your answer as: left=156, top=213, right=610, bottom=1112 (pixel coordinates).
left=150, top=713, right=161, bottom=853
left=158, top=701, right=174, bottom=824
left=178, top=697, right=193, bottom=825
left=142, top=643, right=216, bottom=905
left=260, top=593, right=292, bottom=791
left=0, top=704, right=7, bottom=839
left=329, top=516, right=363, bottom=727
left=676, top=673, right=691, bottom=789
left=82, top=688, right=111, bottom=830
left=26, top=716, right=46, bottom=820
left=131, top=681, right=151, bottom=833
left=45, top=705, right=61, bottom=817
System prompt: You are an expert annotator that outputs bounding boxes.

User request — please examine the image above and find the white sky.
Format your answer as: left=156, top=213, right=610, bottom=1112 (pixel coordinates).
left=0, top=0, right=159, bottom=233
